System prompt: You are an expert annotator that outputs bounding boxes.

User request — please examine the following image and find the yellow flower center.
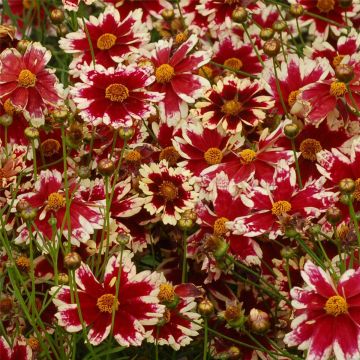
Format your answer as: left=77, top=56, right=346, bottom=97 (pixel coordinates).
left=337, top=224, right=349, bottom=241
left=159, top=146, right=180, bottom=166
left=3, top=98, right=15, bottom=115
left=18, top=69, right=36, bottom=88
left=271, top=200, right=292, bottom=216
left=199, top=65, right=213, bottom=79
left=221, top=99, right=242, bottom=116
left=333, top=55, right=344, bottom=67
left=105, top=83, right=129, bottom=102
left=22, top=0, right=34, bottom=9
left=175, top=32, right=188, bottom=44
left=224, top=304, right=242, bottom=322
left=41, top=139, right=61, bottom=158
left=324, top=295, right=348, bottom=316
left=330, top=81, right=347, bottom=97
left=155, top=64, right=175, bottom=84
left=97, top=33, right=117, bottom=50
left=47, top=192, right=66, bottom=211
left=158, top=284, right=175, bottom=303
left=299, top=138, right=322, bottom=162
left=239, top=149, right=257, bottom=164
left=213, top=217, right=229, bottom=236
left=96, top=293, right=119, bottom=313
left=16, top=256, right=31, bottom=271
left=204, top=147, right=223, bottom=165
left=125, top=150, right=142, bottom=162
left=159, top=181, right=178, bottom=201
left=225, top=0, right=241, bottom=4
left=316, top=0, right=335, bottom=12
left=288, top=90, right=300, bottom=107
left=353, top=178, right=360, bottom=201
left=27, top=337, right=40, bottom=351
left=224, top=57, right=243, bottom=71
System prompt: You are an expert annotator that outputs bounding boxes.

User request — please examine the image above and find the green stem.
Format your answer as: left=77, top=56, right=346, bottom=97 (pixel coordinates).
left=31, top=139, right=37, bottom=181
left=243, top=24, right=265, bottom=67
left=181, top=231, right=187, bottom=283
left=348, top=200, right=360, bottom=263
left=202, top=318, right=208, bottom=360
left=272, top=58, right=288, bottom=116
left=290, top=138, right=303, bottom=189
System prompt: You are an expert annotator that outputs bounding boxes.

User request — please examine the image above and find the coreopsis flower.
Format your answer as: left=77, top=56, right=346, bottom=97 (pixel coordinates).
left=71, top=64, right=163, bottom=128
left=150, top=34, right=211, bottom=124
left=212, top=35, right=263, bottom=77
left=181, top=0, right=209, bottom=34
left=230, top=162, right=336, bottom=239
left=16, top=169, right=104, bottom=248
left=288, top=0, right=358, bottom=39
left=285, top=261, right=360, bottom=359
left=0, top=336, right=32, bottom=360
left=197, top=75, right=273, bottom=134
left=51, top=251, right=165, bottom=346
left=62, top=0, right=94, bottom=11
left=60, top=7, right=149, bottom=73
left=262, top=55, right=331, bottom=115
left=201, top=122, right=293, bottom=184
left=139, top=160, right=198, bottom=225
left=0, top=42, right=64, bottom=127
left=146, top=283, right=202, bottom=350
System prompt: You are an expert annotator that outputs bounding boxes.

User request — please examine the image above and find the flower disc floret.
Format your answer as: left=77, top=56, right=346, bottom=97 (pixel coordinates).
left=105, top=83, right=129, bottom=102
left=159, top=181, right=178, bottom=201
left=96, top=293, right=119, bottom=313
left=18, top=69, right=36, bottom=87
left=299, top=139, right=322, bottom=161
left=47, top=192, right=66, bottom=211
left=324, top=295, right=348, bottom=316
left=224, top=57, right=243, bottom=71
left=271, top=200, right=292, bottom=216
left=316, top=0, right=335, bottom=12
left=213, top=217, right=229, bottom=236
left=221, top=99, right=242, bottom=116
left=288, top=90, right=300, bottom=107
left=158, top=284, right=175, bottom=303
left=239, top=149, right=257, bottom=164
left=330, top=81, right=347, bottom=97
left=97, top=33, right=117, bottom=50
left=204, top=147, right=223, bottom=165
left=155, top=64, right=175, bottom=84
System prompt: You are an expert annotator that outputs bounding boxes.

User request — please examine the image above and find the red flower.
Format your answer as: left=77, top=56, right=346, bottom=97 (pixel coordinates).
left=0, top=43, right=64, bottom=127
left=51, top=251, right=165, bottom=346
left=71, top=64, right=163, bottom=128
left=285, top=261, right=360, bottom=360
left=150, top=34, right=211, bottom=124
left=0, top=336, right=32, bottom=360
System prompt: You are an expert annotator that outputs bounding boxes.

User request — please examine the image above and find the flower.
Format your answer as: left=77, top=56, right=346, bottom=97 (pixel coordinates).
left=197, top=75, right=273, bottom=134
left=51, top=251, right=165, bottom=346
left=62, top=0, right=94, bottom=11
left=71, top=64, right=163, bottom=128
left=139, top=160, right=198, bottom=225
left=16, top=169, right=104, bottom=248
left=150, top=34, right=211, bottom=124
left=0, top=42, right=64, bottom=127
left=60, top=7, right=149, bottom=73
left=284, top=260, right=360, bottom=360
left=0, top=336, right=32, bottom=360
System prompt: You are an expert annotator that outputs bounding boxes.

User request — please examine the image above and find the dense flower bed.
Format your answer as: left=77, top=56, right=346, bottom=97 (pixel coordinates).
left=1, top=0, right=360, bottom=359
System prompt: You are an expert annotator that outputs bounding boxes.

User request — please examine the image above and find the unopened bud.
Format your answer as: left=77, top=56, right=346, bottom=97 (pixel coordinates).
left=248, top=308, right=271, bottom=334
left=63, top=252, right=82, bottom=270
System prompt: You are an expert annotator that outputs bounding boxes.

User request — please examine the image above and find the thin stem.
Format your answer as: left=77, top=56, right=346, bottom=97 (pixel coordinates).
left=202, top=318, right=208, bottom=360
left=348, top=200, right=360, bottom=263
left=181, top=231, right=187, bottom=283
left=290, top=138, right=303, bottom=189
left=272, top=58, right=288, bottom=116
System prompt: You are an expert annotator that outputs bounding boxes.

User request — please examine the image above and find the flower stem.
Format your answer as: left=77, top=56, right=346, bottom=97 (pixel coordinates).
left=290, top=138, right=303, bottom=189
left=181, top=231, right=187, bottom=283
left=272, top=58, right=288, bottom=116
left=348, top=200, right=360, bottom=262
left=202, top=318, right=208, bottom=360
left=31, top=138, right=37, bottom=181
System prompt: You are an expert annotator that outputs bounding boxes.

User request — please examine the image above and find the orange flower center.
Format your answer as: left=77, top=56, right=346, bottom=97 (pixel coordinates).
left=175, top=32, right=188, bottom=44
left=353, top=178, right=360, bottom=201
left=271, top=200, right=292, bottom=216
left=224, top=57, right=243, bottom=71
left=225, top=0, right=241, bottom=4
left=299, top=138, right=322, bottom=161
left=3, top=98, right=15, bottom=115
left=155, top=64, right=175, bottom=83
left=333, top=55, right=344, bottom=67
left=97, top=33, right=117, bottom=50
left=221, top=99, right=242, bottom=116
left=47, top=192, right=66, bottom=211
left=18, top=69, right=36, bottom=88
left=224, top=304, right=242, bottom=321
left=125, top=150, right=142, bottom=162
left=41, top=139, right=61, bottom=158
left=199, top=65, right=213, bottom=79
left=27, top=337, right=40, bottom=351
left=96, top=293, right=119, bottom=313
left=288, top=90, right=300, bottom=107
left=204, top=147, right=223, bottom=165
left=239, top=149, right=257, bottom=164
left=105, top=83, right=129, bottom=102
left=213, top=217, right=229, bottom=236
left=159, top=181, right=178, bottom=201
left=22, top=0, right=34, bottom=9
left=16, top=256, right=31, bottom=271
left=159, top=146, right=180, bottom=166
left=324, top=295, right=348, bottom=316
left=337, top=224, right=349, bottom=240
left=158, top=283, right=175, bottom=303
left=316, top=0, right=335, bottom=12
left=330, top=81, right=347, bottom=97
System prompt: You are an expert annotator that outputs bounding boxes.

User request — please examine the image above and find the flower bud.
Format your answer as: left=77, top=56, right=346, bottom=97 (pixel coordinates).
left=231, top=7, right=247, bottom=23
left=98, top=158, right=115, bottom=176
left=24, top=127, right=39, bottom=139
left=284, top=123, right=300, bottom=139
left=85, top=240, right=97, bottom=256
left=198, top=298, right=214, bottom=317
left=339, top=0, right=352, bottom=8
left=326, top=206, right=342, bottom=225
left=58, top=272, right=69, bottom=285
left=56, top=24, right=68, bottom=37
left=63, top=252, right=82, bottom=270
left=20, top=207, right=37, bottom=221
left=289, top=4, right=304, bottom=17
left=272, top=20, right=287, bottom=32
left=16, top=199, right=30, bottom=213
left=161, top=8, right=175, bottom=21
left=309, top=224, right=321, bottom=236
left=27, top=336, right=40, bottom=352
left=285, top=227, right=299, bottom=239
left=335, top=64, right=354, bottom=83
left=16, top=256, right=31, bottom=272
left=116, top=233, right=130, bottom=246
left=52, top=108, right=69, bottom=122
left=17, top=39, right=31, bottom=54
left=339, top=178, right=355, bottom=194
left=280, top=246, right=297, bottom=259
left=48, top=217, right=57, bottom=227
left=77, top=165, right=91, bottom=179
left=248, top=308, right=271, bottom=334
left=204, top=234, right=229, bottom=259
left=224, top=303, right=246, bottom=328
left=260, top=28, right=274, bottom=41
left=0, top=114, right=13, bottom=127
left=0, top=297, right=13, bottom=314
left=227, top=346, right=242, bottom=359
left=50, top=9, right=65, bottom=24
left=263, top=39, right=280, bottom=57
left=118, top=127, right=135, bottom=140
